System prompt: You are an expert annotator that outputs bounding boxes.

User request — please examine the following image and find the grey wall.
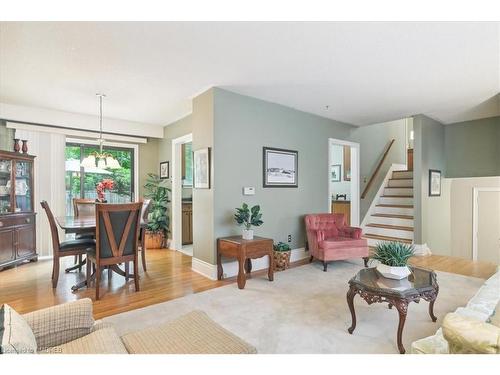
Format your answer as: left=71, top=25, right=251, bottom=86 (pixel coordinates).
left=212, top=88, right=353, bottom=263
left=413, top=114, right=446, bottom=245
left=445, top=116, right=500, bottom=178
left=138, top=138, right=159, bottom=198
left=349, top=118, right=407, bottom=220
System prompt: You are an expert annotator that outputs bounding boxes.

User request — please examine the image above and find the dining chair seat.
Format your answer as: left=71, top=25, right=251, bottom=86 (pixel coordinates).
left=75, top=232, right=95, bottom=240
left=59, top=238, right=96, bottom=251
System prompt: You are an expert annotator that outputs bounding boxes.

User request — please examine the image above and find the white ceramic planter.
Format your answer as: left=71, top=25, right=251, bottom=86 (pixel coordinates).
left=242, top=229, right=254, bottom=240
left=376, top=263, right=411, bottom=280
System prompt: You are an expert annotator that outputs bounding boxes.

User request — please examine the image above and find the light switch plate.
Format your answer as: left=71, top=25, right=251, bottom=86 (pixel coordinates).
left=243, top=187, right=255, bottom=195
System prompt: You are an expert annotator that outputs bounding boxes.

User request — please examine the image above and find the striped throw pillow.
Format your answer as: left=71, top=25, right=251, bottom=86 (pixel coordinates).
left=0, top=304, right=37, bottom=354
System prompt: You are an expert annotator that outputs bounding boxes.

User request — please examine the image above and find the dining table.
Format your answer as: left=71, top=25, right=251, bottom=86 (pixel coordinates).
left=56, top=215, right=147, bottom=292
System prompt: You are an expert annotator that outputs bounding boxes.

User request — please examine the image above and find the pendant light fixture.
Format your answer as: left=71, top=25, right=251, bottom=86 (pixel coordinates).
left=81, top=94, right=121, bottom=170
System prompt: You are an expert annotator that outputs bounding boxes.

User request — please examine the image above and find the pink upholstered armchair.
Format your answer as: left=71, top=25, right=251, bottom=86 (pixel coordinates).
left=305, top=213, right=369, bottom=272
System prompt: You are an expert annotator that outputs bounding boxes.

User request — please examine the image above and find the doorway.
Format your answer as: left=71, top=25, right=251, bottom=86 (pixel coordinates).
left=328, top=139, right=360, bottom=226
left=171, top=134, right=193, bottom=254
left=473, top=188, right=500, bottom=264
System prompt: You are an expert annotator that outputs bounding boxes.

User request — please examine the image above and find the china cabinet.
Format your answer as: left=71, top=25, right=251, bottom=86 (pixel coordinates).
left=0, top=150, right=37, bottom=270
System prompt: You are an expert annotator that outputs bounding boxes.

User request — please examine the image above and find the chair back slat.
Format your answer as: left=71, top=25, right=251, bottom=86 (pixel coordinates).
left=73, top=198, right=95, bottom=217
left=96, top=202, right=142, bottom=261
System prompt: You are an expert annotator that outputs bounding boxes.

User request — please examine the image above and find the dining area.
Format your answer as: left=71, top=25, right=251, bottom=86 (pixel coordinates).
left=41, top=198, right=150, bottom=300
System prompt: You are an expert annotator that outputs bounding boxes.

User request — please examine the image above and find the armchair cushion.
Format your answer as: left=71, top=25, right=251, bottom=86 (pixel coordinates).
left=339, top=226, right=362, bottom=239
left=0, top=304, right=37, bottom=354
left=442, top=312, right=500, bottom=354
left=22, top=298, right=95, bottom=350
left=320, top=237, right=368, bottom=250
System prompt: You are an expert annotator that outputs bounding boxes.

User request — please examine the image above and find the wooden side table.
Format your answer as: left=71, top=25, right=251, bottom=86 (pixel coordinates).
left=217, top=236, right=274, bottom=289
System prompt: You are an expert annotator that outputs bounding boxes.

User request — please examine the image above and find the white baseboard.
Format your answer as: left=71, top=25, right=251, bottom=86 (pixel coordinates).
left=413, top=243, right=432, bottom=256
left=191, top=247, right=309, bottom=281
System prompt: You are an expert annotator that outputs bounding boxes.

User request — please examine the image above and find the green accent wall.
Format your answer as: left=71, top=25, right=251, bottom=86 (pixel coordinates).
left=445, top=116, right=500, bottom=178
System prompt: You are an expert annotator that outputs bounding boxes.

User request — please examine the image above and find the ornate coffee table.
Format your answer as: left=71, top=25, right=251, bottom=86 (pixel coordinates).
left=346, top=266, right=439, bottom=354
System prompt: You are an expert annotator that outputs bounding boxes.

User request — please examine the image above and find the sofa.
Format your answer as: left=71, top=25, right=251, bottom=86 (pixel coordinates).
left=305, top=213, right=369, bottom=271
left=411, top=268, right=500, bottom=354
left=1, top=298, right=256, bottom=354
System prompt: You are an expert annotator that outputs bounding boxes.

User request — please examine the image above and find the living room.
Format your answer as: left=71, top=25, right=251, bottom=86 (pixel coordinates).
left=1, top=1, right=499, bottom=371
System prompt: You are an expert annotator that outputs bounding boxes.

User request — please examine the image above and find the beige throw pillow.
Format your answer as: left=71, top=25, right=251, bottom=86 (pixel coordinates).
left=0, top=304, right=37, bottom=354
left=487, top=301, right=500, bottom=328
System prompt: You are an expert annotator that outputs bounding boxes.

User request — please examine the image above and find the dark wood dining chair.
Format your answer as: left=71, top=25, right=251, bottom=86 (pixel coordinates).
left=138, top=199, right=151, bottom=272
left=40, top=201, right=96, bottom=288
left=86, top=202, right=142, bottom=300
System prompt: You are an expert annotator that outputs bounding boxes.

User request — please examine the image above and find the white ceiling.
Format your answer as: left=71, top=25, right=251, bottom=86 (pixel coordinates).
left=0, top=22, right=499, bottom=129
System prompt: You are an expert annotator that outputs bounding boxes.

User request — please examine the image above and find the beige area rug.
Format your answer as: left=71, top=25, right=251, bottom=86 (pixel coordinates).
left=103, top=260, right=484, bottom=354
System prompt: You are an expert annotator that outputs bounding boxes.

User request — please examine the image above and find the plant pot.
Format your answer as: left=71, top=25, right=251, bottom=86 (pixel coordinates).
left=242, top=229, right=254, bottom=240
left=376, top=263, right=411, bottom=280
left=273, top=250, right=291, bottom=271
left=145, top=231, right=164, bottom=249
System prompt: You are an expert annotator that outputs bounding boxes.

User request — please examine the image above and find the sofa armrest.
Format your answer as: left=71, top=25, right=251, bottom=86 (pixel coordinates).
left=22, top=298, right=95, bottom=350
left=442, top=313, right=500, bottom=354
left=340, top=226, right=362, bottom=239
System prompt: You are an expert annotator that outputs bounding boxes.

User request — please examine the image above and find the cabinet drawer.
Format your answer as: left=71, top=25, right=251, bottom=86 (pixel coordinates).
left=0, top=214, right=35, bottom=228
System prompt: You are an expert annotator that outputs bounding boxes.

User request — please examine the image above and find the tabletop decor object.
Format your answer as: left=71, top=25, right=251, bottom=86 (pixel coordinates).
left=234, top=203, right=263, bottom=240
left=273, top=241, right=291, bottom=271
left=96, top=179, right=114, bottom=202
left=372, top=241, right=414, bottom=279
left=143, top=173, right=170, bottom=248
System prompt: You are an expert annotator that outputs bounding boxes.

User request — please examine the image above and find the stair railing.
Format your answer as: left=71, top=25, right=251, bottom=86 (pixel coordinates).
left=360, top=139, right=395, bottom=199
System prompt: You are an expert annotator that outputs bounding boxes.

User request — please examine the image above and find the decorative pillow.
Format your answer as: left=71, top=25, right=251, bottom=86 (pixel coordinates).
left=487, top=301, right=500, bottom=328
left=0, top=304, right=37, bottom=354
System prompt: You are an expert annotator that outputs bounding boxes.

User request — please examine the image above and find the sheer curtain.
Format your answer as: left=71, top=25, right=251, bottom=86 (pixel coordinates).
left=15, top=129, right=66, bottom=257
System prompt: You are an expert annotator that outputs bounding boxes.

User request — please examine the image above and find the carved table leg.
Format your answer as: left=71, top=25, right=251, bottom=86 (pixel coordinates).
left=393, top=299, right=408, bottom=354
left=217, top=250, right=223, bottom=280
left=268, top=253, right=274, bottom=281
left=347, top=286, right=357, bottom=334
left=428, top=298, right=437, bottom=322
left=237, top=257, right=246, bottom=289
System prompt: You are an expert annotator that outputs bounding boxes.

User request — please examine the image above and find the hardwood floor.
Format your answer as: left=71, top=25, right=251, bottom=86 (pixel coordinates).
left=0, top=250, right=496, bottom=319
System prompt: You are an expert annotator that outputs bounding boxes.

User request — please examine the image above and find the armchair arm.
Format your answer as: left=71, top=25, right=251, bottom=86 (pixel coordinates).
left=442, top=313, right=500, bottom=354
left=340, top=226, right=362, bottom=239
left=22, top=298, right=95, bottom=350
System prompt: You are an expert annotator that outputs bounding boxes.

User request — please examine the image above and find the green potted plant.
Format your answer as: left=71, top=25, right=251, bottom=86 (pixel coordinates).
left=234, top=203, right=263, bottom=240
left=273, top=242, right=291, bottom=271
left=372, top=241, right=415, bottom=279
left=143, top=173, right=171, bottom=248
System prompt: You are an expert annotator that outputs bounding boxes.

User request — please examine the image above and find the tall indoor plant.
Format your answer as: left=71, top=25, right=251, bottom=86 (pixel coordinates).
left=372, top=241, right=415, bottom=279
left=234, top=203, right=263, bottom=240
left=143, top=173, right=171, bottom=248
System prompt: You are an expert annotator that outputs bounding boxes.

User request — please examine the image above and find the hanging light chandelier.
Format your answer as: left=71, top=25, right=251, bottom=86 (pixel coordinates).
left=81, top=94, right=121, bottom=170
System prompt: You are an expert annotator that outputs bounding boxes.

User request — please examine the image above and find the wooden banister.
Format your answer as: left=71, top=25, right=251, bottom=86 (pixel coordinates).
left=361, top=139, right=395, bottom=199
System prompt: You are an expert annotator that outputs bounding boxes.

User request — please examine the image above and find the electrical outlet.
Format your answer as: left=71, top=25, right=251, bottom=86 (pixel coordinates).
left=287, top=234, right=292, bottom=243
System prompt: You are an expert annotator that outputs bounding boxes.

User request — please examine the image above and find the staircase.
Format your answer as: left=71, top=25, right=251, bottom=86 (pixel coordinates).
left=363, top=170, right=414, bottom=247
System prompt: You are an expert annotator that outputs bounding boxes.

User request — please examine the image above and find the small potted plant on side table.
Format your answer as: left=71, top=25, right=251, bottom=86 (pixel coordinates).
left=372, top=241, right=415, bottom=280
left=234, top=203, right=263, bottom=240
left=273, top=242, right=291, bottom=271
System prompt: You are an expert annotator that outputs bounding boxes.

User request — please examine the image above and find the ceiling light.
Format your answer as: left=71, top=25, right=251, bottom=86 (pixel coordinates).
left=81, top=94, right=121, bottom=170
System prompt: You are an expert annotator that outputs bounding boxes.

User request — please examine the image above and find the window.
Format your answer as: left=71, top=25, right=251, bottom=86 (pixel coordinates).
left=65, top=143, right=135, bottom=215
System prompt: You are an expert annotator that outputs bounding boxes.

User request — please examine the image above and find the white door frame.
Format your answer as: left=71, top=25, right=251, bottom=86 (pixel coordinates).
left=171, top=133, right=192, bottom=251
left=472, top=187, right=500, bottom=261
left=328, top=138, right=361, bottom=226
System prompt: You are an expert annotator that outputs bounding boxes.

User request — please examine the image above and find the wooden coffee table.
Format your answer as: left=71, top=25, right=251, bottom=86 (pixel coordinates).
left=217, top=236, right=274, bottom=289
left=346, top=266, right=439, bottom=354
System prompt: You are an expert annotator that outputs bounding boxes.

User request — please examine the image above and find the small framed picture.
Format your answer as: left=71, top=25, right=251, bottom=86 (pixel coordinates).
left=429, top=169, right=441, bottom=196
left=159, top=161, right=169, bottom=179
left=331, top=164, right=341, bottom=182
left=194, top=147, right=211, bottom=189
left=263, top=147, right=298, bottom=188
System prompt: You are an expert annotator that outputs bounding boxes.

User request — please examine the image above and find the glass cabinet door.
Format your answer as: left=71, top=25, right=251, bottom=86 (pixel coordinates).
left=14, top=160, right=32, bottom=213
left=0, top=159, right=12, bottom=214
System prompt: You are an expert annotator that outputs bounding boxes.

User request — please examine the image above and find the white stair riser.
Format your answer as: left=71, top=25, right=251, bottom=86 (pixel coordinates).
left=379, top=196, right=413, bottom=205
left=384, top=187, right=414, bottom=196
left=370, top=216, right=414, bottom=227
left=388, top=179, right=413, bottom=187
left=375, top=206, right=414, bottom=216
left=365, top=227, right=413, bottom=240
left=367, top=237, right=412, bottom=247
left=392, top=171, right=413, bottom=179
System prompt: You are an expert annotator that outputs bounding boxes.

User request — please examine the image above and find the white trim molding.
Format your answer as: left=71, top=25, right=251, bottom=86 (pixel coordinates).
left=191, top=247, right=309, bottom=281
left=472, top=187, right=500, bottom=261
